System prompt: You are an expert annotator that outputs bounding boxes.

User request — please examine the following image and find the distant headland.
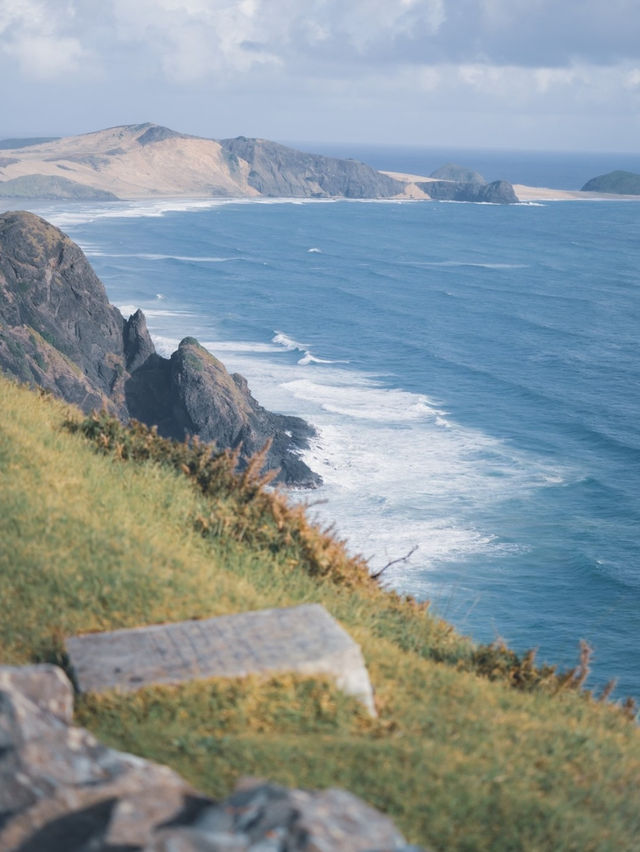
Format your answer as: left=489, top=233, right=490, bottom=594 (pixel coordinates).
left=1, top=124, right=639, bottom=204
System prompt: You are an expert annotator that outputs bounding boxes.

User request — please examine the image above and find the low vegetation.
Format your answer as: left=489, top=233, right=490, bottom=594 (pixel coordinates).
left=1, top=375, right=639, bottom=851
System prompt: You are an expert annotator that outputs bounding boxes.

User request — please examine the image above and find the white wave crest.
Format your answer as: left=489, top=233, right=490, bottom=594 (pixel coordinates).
left=272, top=330, right=342, bottom=365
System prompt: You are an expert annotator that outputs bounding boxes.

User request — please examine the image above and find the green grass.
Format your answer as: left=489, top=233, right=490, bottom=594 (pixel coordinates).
left=1, top=375, right=639, bottom=851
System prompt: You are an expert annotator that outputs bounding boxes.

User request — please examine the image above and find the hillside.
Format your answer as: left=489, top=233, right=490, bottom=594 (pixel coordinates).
left=581, top=170, right=640, bottom=195
left=1, top=375, right=639, bottom=850
left=0, top=123, right=405, bottom=200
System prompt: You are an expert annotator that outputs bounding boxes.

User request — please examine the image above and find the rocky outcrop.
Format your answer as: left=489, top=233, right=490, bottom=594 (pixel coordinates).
left=0, top=665, right=425, bottom=851
left=429, top=163, right=486, bottom=185
left=581, top=170, right=640, bottom=195
left=220, top=136, right=405, bottom=198
left=419, top=179, right=518, bottom=204
left=0, top=211, right=319, bottom=486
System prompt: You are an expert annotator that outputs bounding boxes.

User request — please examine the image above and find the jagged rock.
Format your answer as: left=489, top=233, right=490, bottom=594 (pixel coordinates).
left=419, top=179, right=518, bottom=204
left=429, top=163, right=486, bottom=184
left=0, top=666, right=427, bottom=851
left=124, top=338, right=320, bottom=486
left=0, top=211, right=319, bottom=485
left=124, top=308, right=156, bottom=373
left=220, top=137, right=405, bottom=199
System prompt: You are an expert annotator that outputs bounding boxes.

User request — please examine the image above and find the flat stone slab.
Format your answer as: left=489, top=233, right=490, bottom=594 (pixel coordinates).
left=66, top=604, right=375, bottom=714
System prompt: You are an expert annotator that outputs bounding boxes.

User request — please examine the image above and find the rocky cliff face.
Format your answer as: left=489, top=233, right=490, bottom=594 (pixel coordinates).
left=0, top=211, right=320, bottom=486
left=220, top=136, right=405, bottom=198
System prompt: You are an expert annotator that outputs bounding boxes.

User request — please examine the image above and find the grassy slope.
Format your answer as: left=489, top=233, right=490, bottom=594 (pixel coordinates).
left=1, top=375, right=639, bottom=851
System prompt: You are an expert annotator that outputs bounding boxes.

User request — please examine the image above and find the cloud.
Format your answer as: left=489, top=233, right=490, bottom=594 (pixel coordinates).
left=0, top=0, right=85, bottom=78
left=1, top=0, right=639, bottom=149
left=2, top=0, right=639, bottom=83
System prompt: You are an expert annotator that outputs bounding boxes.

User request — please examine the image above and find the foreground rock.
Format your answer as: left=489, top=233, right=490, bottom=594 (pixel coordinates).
left=0, top=211, right=319, bottom=485
left=66, top=604, right=376, bottom=715
left=0, top=665, right=425, bottom=851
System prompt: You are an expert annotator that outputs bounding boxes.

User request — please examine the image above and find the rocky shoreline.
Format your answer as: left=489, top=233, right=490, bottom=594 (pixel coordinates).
left=0, top=210, right=320, bottom=487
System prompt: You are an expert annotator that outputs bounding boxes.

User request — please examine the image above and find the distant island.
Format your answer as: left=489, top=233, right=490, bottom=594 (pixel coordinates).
left=2, top=124, right=640, bottom=204
left=581, top=170, right=640, bottom=195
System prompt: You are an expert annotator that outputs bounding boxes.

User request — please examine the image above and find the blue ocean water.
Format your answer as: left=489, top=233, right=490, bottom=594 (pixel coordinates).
left=27, top=185, right=640, bottom=700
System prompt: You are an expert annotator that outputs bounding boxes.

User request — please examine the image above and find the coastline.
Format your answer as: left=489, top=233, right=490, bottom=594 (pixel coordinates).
left=381, top=170, right=640, bottom=202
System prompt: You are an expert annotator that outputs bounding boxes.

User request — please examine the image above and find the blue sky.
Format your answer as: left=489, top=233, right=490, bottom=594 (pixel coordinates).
left=1, top=0, right=639, bottom=151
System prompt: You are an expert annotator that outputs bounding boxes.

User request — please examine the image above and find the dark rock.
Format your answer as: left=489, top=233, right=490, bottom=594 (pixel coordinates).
left=0, top=210, right=130, bottom=416
left=418, top=179, right=518, bottom=204
left=478, top=180, right=519, bottom=204
left=0, top=211, right=320, bottom=486
left=0, top=175, right=118, bottom=200
left=220, top=138, right=404, bottom=199
left=429, top=163, right=486, bottom=184
left=580, top=170, right=640, bottom=195
left=125, top=338, right=320, bottom=486
left=124, top=309, right=155, bottom=372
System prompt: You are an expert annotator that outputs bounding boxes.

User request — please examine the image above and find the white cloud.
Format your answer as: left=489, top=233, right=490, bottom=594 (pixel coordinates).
left=0, top=0, right=84, bottom=78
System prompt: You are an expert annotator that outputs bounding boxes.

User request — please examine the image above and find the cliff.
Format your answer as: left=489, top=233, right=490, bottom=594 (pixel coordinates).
left=0, top=123, right=404, bottom=201
left=581, top=170, right=640, bottom=195
left=220, top=136, right=405, bottom=198
left=0, top=210, right=319, bottom=486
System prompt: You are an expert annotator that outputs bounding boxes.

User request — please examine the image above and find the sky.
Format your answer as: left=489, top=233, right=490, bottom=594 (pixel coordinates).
left=0, top=0, right=639, bottom=152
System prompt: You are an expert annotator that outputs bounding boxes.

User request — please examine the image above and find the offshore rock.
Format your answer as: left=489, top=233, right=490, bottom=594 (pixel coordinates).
left=419, top=179, right=518, bottom=204
left=0, top=211, right=319, bottom=486
left=0, top=665, right=426, bottom=851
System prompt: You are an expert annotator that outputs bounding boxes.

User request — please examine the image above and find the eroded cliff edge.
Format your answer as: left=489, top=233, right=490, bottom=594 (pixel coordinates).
left=0, top=210, right=320, bottom=486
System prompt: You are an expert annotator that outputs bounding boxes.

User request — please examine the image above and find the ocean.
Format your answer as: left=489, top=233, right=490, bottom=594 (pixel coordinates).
left=21, top=149, right=640, bottom=700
